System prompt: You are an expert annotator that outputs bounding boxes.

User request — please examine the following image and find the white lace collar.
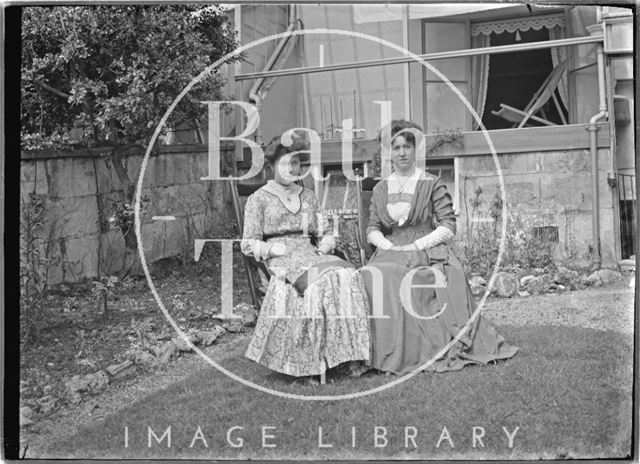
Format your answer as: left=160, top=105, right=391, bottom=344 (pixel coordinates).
left=262, top=180, right=303, bottom=214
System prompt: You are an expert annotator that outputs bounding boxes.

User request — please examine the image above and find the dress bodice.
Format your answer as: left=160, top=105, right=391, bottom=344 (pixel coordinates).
left=241, top=186, right=339, bottom=282
left=367, top=171, right=455, bottom=237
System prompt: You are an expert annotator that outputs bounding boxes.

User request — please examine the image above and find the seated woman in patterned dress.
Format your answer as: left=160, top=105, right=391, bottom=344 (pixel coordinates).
left=240, top=136, right=371, bottom=380
left=361, top=120, right=518, bottom=375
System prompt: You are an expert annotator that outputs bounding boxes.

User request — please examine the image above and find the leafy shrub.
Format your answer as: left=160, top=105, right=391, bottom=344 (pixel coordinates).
left=454, top=185, right=557, bottom=279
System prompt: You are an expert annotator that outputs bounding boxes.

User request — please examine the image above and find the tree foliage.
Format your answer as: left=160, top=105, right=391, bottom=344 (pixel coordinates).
left=21, top=5, right=239, bottom=150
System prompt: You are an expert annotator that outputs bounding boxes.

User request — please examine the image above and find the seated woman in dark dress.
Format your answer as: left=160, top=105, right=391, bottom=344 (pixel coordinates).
left=360, top=120, right=518, bottom=375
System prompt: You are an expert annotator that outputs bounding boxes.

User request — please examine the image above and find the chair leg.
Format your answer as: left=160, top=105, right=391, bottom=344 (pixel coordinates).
left=359, top=249, right=367, bottom=267
left=552, top=92, right=568, bottom=124
left=243, top=258, right=261, bottom=310
left=320, top=360, right=326, bottom=385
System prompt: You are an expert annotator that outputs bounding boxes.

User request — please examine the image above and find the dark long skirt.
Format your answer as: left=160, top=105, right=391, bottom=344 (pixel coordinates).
left=360, top=246, right=518, bottom=374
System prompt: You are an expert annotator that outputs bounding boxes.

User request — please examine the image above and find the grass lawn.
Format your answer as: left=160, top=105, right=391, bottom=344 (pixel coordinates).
left=40, top=324, right=633, bottom=460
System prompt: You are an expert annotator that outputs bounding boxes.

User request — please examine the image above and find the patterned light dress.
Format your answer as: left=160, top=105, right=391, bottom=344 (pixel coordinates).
left=241, top=182, right=371, bottom=377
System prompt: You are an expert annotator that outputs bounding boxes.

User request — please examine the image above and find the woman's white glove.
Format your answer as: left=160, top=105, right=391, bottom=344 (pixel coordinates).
left=316, top=243, right=333, bottom=255
left=367, top=229, right=394, bottom=250
left=413, top=226, right=454, bottom=250
left=316, top=235, right=335, bottom=255
left=268, top=242, right=290, bottom=257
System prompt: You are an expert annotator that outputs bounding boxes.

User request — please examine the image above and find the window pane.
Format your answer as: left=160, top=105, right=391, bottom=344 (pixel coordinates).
left=424, top=22, right=467, bottom=81
left=425, top=82, right=469, bottom=133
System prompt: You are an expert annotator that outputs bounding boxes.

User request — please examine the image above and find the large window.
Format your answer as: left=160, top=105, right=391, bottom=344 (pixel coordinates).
left=423, top=13, right=571, bottom=133
left=482, top=27, right=569, bottom=130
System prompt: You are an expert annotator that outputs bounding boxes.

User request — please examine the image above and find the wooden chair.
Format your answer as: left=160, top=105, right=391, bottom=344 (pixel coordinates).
left=232, top=178, right=349, bottom=384
left=492, top=60, right=568, bottom=128
left=230, top=180, right=270, bottom=311
left=230, top=179, right=345, bottom=300
left=354, top=176, right=381, bottom=265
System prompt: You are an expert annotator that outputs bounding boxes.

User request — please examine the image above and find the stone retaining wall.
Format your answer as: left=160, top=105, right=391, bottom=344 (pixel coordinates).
left=20, top=144, right=235, bottom=284
left=458, top=147, right=617, bottom=266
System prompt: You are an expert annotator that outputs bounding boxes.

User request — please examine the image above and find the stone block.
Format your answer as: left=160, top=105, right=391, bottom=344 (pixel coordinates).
left=141, top=153, right=203, bottom=187
left=55, top=196, right=101, bottom=237
left=194, top=151, right=216, bottom=179
left=20, top=161, right=35, bottom=183
left=596, top=148, right=613, bottom=173
left=149, top=183, right=210, bottom=221
left=45, top=157, right=97, bottom=198
left=199, top=326, right=227, bottom=346
left=503, top=180, right=538, bottom=205
left=139, top=217, right=191, bottom=263
left=554, top=266, right=579, bottom=285
left=93, top=157, right=123, bottom=194
left=539, top=150, right=591, bottom=173
left=222, top=320, right=244, bottom=333
left=121, top=154, right=144, bottom=185
left=521, top=274, right=554, bottom=294
left=597, top=268, right=622, bottom=284
left=105, top=360, right=136, bottom=379
left=36, top=395, right=58, bottom=415
left=100, top=230, right=126, bottom=275
left=65, top=370, right=110, bottom=401
left=490, top=272, right=519, bottom=298
left=140, top=220, right=167, bottom=263
left=61, top=235, right=100, bottom=281
left=468, top=275, right=487, bottom=297
left=173, top=182, right=211, bottom=214
left=86, top=370, right=110, bottom=393
left=153, top=341, right=179, bottom=364
left=20, top=160, right=49, bottom=195
left=459, top=156, right=495, bottom=176
left=172, top=336, right=195, bottom=352
left=542, top=173, right=592, bottom=208
left=45, top=261, right=65, bottom=286
left=520, top=275, right=535, bottom=286
left=160, top=217, right=188, bottom=258
left=172, top=153, right=203, bottom=185
left=619, top=259, right=635, bottom=271
left=498, top=153, right=540, bottom=174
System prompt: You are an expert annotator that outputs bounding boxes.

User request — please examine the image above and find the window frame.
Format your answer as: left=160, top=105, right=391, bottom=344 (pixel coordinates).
left=421, top=18, right=473, bottom=134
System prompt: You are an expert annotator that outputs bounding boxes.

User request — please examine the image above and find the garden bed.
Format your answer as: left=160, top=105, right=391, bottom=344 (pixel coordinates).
left=19, top=250, right=256, bottom=424
left=18, top=245, right=634, bottom=451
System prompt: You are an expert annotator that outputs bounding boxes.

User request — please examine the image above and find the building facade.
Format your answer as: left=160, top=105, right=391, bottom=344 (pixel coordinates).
left=226, top=4, right=635, bottom=267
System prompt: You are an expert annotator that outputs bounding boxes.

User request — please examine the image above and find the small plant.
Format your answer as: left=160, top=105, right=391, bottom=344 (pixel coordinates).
left=20, top=192, right=48, bottom=341
left=455, top=185, right=557, bottom=279
left=91, top=275, right=119, bottom=320
left=425, top=128, right=464, bottom=156
left=108, top=196, right=150, bottom=248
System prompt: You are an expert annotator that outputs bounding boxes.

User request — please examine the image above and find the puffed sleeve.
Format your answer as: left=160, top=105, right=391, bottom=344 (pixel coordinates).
left=240, top=193, right=271, bottom=261
left=431, top=178, right=456, bottom=235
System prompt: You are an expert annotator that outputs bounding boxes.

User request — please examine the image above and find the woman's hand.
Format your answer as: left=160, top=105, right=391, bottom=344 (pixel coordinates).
left=316, top=243, right=332, bottom=255
left=269, top=242, right=290, bottom=257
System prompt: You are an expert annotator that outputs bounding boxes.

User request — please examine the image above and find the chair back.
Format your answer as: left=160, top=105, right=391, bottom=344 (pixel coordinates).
left=525, top=60, right=567, bottom=114
left=229, top=180, right=268, bottom=310
left=354, top=176, right=381, bottom=265
left=231, top=181, right=267, bottom=234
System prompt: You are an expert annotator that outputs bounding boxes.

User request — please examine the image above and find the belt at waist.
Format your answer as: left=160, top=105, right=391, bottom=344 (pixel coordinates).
left=263, top=231, right=309, bottom=241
